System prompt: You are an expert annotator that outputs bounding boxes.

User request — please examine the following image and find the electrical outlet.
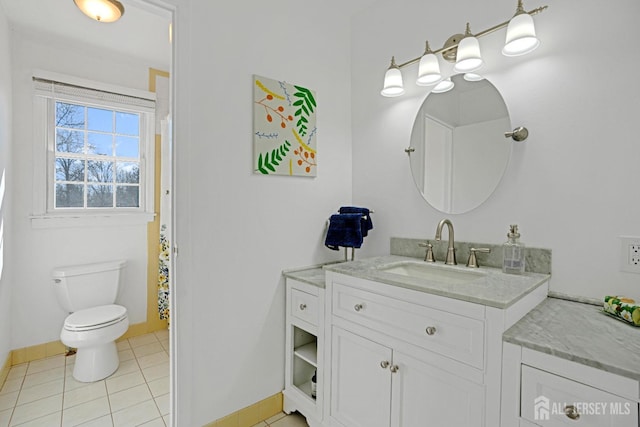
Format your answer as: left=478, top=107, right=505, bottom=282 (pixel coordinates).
left=620, top=236, right=640, bottom=273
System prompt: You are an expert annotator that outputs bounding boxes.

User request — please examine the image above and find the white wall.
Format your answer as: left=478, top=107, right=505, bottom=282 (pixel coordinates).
left=351, top=0, right=640, bottom=299
left=0, top=4, right=13, bottom=365
left=172, top=1, right=354, bottom=424
left=9, top=29, right=156, bottom=348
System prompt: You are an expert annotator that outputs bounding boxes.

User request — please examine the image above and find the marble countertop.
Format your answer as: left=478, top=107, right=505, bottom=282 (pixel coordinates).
left=282, top=263, right=334, bottom=288
left=323, top=255, right=550, bottom=309
left=504, top=297, right=640, bottom=381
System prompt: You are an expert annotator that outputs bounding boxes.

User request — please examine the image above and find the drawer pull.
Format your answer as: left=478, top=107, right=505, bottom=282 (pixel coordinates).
left=354, top=304, right=364, bottom=312
left=299, top=303, right=307, bottom=311
left=380, top=360, right=390, bottom=369
left=564, top=405, right=580, bottom=420
left=389, top=365, right=399, bottom=373
left=425, top=326, right=437, bottom=335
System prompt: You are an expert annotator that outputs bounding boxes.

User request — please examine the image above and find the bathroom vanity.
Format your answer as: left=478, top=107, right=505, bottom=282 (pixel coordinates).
left=501, top=298, right=640, bottom=426
left=283, top=254, right=550, bottom=427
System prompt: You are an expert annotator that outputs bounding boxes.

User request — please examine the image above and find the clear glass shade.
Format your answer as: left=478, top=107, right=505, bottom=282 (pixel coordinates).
left=381, top=67, right=405, bottom=97
left=416, top=53, right=442, bottom=86
left=454, top=36, right=483, bottom=73
left=502, top=13, right=540, bottom=56
left=432, top=78, right=454, bottom=93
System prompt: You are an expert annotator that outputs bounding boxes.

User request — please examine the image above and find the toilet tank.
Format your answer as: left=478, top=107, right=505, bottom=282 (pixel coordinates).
left=52, top=260, right=127, bottom=313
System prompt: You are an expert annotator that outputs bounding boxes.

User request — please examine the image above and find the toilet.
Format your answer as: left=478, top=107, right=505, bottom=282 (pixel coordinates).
left=52, top=260, right=129, bottom=382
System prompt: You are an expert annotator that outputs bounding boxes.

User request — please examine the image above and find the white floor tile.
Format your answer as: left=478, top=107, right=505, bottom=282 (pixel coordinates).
left=146, top=377, right=169, bottom=398
left=270, top=412, right=309, bottom=427
left=11, top=411, right=61, bottom=427
left=105, top=371, right=145, bottom=395
left=128, top=335, right=158, bottom=349
left=117, top=349, right=134, bottom=363
left=112, top=400, right=160, bottom=427
left=9, top=394, right=63, bottom=426
left=63, top=382, right=107, bottom=409
left=61, top=396, right=110, bottom=427
left=251, top=422, right=268, bottom=427
left=75, top=414, right=114, bottom=427
left=0, top=408, right=11, bottom=427
left=108, top=384, right=151, bottom=413
left=159, top=340, right=169, bottom=352
left=132, top=343, right=164, bottom=359
left=16, top=378, right=63, bottom=406
left=153, top=330, right=169, bottom=341
left=154, top=394, right=169, bottom=416
left=115, top=341, right=130, bottom=352
left=141, top=362, right=168, bottom=383
left=138, top=417, right=165, bottom=427
left=136, top=352, right=168, bottom=370
left=21, top=368, right=65, bottom=390
left=0, top=392, right=18, bottom=412
left=6, top=365, right=27, bottom=381
left=108, top=359, right=141, bottom=379
left=0, top=379, right=23, bottom=395
left=26, top=356, right=65, bottom=376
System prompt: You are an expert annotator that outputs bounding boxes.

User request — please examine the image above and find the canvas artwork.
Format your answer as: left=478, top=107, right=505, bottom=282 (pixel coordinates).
left=253, top=75, right=317, bottom=176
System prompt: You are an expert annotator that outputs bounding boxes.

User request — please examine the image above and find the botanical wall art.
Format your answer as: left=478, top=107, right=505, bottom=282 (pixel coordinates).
left=253, top=74, right=317, bottom=176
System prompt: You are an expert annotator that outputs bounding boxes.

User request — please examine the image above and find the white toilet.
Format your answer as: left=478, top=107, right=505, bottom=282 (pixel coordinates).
left=52, top=260, right=129, bottom=382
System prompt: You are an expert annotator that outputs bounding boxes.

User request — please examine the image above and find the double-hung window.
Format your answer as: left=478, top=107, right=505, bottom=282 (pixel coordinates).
left=32, top=72, right=156, bottom=227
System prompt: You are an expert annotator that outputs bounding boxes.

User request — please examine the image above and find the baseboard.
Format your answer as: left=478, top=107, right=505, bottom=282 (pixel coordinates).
left=0, top=352, right=11, bottom=392
left=203, top=392, right=284, bottom=427
left=9, top=320, right=167, bottom=366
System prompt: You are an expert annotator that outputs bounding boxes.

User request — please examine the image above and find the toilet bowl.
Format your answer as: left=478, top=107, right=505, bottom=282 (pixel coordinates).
left=60, top=304, right=129, bottom=382
left=52, top=260, right=128, bottom=383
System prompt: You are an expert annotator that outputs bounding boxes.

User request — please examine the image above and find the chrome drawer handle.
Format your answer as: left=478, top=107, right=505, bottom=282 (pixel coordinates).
left=564, top=405, right=580, bottom=420
left=380, top=360, right=390, bottom=369
left=389, top=365, right=399, bottom=373
left=354, top=304, right=364, bottom=312
left=299, top=303, right=307, bottom=311
left=425, top=326, right=437, bottom=335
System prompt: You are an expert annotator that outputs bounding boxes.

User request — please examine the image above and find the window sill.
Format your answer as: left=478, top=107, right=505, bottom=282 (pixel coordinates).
left=30, top=212, right=156, bottom=229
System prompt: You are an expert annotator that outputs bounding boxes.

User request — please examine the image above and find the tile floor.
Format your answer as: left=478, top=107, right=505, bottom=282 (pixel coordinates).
left=0, top=330, right=170, bottom=427
left=251, top=412, right=308, bottom=427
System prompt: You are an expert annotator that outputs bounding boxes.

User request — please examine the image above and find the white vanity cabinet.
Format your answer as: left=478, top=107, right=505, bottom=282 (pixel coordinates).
left=502, top=343, right=639, bottom=427
left=323, top=270, right=549, bottom=427
left=284, top=278, right=325, bottom=427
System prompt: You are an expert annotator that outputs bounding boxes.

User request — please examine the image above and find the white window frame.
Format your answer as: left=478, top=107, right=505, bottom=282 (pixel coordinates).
left=31, top=70, right=156, bottom=228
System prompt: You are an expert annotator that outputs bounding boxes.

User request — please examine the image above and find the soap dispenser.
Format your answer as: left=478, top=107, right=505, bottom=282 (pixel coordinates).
left=503, top=224, right=525, bottom=274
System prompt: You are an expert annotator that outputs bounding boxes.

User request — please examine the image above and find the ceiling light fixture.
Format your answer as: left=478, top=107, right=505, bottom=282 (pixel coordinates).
left=73, top=0, right=125, bottom=23
left=380, top=0, right=547, bottom=97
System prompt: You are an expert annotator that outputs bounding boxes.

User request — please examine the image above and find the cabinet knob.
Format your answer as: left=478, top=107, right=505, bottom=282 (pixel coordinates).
left=380, top=360, right=390, bottom=369
left=390, top=365, right=399, bottom=373
left=354, top=304, right=364, bottom=312
left=425, top=326, right=437, bottom=335
left=299, top=303, right=307, bottom=310
left=564, top=405, right=580, bottom=420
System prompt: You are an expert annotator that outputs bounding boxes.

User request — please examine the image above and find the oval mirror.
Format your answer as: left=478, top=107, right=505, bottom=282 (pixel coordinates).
left=408, top=74, right=512, bottom=214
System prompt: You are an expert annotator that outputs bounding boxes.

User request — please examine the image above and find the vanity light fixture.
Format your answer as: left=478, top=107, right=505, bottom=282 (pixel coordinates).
left=380, top=0, right=547, bottom=97
left=73, top=0, right=125, bottom=23
left=431, top=78, right=454, bottom=94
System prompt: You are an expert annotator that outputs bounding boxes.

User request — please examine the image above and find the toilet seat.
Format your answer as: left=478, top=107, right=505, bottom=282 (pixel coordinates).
left=64, top=304, right=128, bottom=332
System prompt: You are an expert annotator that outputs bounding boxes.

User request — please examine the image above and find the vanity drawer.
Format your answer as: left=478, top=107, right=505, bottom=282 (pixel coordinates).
left=291, top=288, right=319, bottom=326
left=332, top=283, right=484, bottom=368
left=520, top=365, right=638, bottom=427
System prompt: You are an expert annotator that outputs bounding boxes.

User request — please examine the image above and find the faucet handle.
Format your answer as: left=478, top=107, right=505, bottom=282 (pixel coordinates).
left=466, top=248, right=491, bottom=268
left=418, top=242, right=436, bottom=263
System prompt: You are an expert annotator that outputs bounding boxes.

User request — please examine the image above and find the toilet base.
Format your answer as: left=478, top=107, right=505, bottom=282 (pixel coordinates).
left=73, top=341, right=119, bottom=382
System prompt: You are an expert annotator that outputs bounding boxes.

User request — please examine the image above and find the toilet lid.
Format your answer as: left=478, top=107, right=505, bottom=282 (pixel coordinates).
left=64, top=304, right=128, bottom=331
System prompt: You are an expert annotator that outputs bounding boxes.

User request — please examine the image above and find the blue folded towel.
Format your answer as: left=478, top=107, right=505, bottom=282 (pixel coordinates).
left=339, top=206, right=373, bottom=237
left=325, top=213, right=363, bottom=250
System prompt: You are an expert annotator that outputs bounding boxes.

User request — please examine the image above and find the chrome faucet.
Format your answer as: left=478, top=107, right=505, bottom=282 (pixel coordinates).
left=435, top=218, right=457, bottom=265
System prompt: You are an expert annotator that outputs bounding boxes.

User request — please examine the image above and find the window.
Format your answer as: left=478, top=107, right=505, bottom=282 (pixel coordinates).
left=32, top=72, right=156, bottom=226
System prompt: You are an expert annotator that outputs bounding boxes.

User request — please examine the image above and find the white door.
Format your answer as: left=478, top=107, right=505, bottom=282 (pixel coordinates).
left=390, top=350, right=484, bottom=427
left=331, top=327, right=393, bottom=427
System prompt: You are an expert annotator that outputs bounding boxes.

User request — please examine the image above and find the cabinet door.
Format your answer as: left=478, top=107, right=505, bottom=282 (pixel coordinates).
left=390, top=350, right=484, bottom=427
left=331, top=327, right=393, bottom=427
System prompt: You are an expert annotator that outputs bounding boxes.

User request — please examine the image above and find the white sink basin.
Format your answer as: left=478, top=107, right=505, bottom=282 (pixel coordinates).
left=377, top=261, right=485, bottom=285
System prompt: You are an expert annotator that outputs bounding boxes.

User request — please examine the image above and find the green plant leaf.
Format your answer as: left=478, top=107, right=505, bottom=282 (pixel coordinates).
left=257, top=141, right=291, bottom=174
